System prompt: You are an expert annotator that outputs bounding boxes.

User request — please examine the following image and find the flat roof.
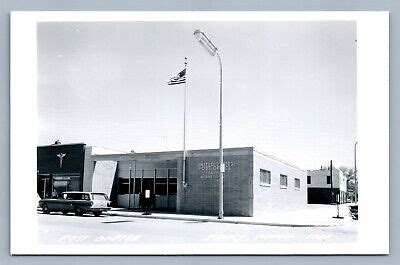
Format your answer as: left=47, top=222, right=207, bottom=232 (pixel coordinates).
left=37, top=142, right=304, bottom=172
left=91, top=146, right=305, bottom=172
left=38, top=142, right=85, bottom=148
left=91, top=147, right=254, bottom=160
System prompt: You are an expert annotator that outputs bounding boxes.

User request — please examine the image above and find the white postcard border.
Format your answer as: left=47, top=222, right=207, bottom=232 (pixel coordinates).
left=10, top=11, right=389, bottom=255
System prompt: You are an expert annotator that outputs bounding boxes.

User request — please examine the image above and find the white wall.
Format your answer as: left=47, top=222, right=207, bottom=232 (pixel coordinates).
left=252, top=151, right=307, bottom=216
left=82, top=146, right=95, bottom=191
left=307, top=168, right=347, bottom=192
left=91, top=161, right=117, bottom=197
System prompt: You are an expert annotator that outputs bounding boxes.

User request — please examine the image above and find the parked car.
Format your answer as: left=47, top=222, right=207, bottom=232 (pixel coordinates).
left=38, top=192, right=111, bottom=216
left=349, top=204, right=358, bottom=220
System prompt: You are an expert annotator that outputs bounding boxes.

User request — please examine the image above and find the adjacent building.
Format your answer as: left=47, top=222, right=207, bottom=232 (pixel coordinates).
left=307, top=167, right=348, bottom=204
left=37, top=143, right=123, bottom=199
left=37, top=143, right=307, bottom=217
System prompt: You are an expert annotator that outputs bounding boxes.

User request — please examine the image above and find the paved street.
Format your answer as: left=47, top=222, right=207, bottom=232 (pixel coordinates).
left=38, top=211, right=357, bottom=245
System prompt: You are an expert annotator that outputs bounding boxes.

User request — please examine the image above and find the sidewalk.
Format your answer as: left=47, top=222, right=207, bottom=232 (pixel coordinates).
left=104, top=204, right=356, bottom=227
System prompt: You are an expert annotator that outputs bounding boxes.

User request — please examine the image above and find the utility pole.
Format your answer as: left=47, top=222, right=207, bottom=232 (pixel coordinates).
left=128, top=163, right=132, bottom=209
left=331, top=159, right=344, bottom=219
left=330, top=160, right=334, bottom=204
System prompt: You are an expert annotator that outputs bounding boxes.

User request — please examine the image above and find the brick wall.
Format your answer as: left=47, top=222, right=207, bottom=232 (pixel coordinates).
left=178, top=149, right=253, bottom=216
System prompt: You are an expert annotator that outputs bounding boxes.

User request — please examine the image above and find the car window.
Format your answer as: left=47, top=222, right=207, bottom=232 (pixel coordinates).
left=66, top=193, right=80, bottom=200
left=72, top=193, right=89, bottom=200
left=63, top=194, right=74, bottom=200
left=92, top=194, right=108, bottom=201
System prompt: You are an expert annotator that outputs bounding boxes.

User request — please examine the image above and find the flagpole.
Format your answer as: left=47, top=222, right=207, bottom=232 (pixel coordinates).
left=182, top=57, right=188, bottom=188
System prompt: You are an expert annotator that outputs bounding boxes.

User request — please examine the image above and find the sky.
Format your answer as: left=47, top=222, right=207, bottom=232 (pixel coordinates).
left=37, top=21, right=357, bottom=169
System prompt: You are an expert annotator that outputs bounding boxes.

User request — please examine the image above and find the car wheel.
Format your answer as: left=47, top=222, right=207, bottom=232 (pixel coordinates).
left=93, top=211, right=102, bottom=217
left=42, top=204, right=50, bottom=214
left=74, top=207, right=83, bottom=216
left=62, top=211, right=68, bottom=215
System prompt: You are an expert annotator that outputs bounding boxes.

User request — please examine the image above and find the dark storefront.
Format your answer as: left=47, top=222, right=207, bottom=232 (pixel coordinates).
left=37, top=143, right=86, bottom=198
left=307, top=187, right=342, bottom=204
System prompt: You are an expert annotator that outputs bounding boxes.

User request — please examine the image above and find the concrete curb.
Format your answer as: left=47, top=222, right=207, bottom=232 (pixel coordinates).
left=104, top=211, right=336, bottom=228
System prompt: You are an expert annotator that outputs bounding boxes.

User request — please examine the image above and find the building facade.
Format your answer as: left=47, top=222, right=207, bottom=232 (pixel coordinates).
left=37, top=144, right=307, bottom=217
left=37, top=143, right=86, bottom=199
left=307, top=167, right=348, bottom=204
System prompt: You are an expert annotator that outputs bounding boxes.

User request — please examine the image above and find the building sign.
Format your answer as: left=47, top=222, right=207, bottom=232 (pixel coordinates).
left=198, top=161, right=235, bottom=179
left=57, top=153, right=66, bottom=168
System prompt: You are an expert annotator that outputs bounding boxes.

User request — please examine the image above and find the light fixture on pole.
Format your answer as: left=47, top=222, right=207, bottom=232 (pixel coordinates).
left=193, top=29, right=224, bottom=219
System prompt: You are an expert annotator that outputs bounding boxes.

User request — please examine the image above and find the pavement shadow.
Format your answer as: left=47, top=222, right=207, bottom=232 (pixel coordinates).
left=37, top=211, right=109, bottom=218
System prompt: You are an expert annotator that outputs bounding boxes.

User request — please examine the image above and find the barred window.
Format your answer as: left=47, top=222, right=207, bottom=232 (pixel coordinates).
left=260, top=169, right=271, bottom=186
left=295, top=178, right=300, bottom=189
left=280, top=174, right=288, bottom=188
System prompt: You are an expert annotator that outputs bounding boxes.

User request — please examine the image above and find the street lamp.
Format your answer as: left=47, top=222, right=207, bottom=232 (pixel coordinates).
left=193, top=29, right=224, bottom=219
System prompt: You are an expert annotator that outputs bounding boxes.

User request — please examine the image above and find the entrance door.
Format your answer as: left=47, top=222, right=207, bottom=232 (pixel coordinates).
left=37, top=175, right=52, bottom=199
left=140, top=178, right=154, bottom=209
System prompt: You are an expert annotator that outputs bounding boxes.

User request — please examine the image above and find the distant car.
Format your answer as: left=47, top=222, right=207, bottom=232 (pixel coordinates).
left=38, top=192, right=111, bottom=217
left=348, top=204, right=358, bottom=220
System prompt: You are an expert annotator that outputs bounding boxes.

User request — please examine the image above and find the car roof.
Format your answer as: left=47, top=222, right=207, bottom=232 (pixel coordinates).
left=61, top=191, right=106, bottom=195
left=62, top=191, right=89, bottom=194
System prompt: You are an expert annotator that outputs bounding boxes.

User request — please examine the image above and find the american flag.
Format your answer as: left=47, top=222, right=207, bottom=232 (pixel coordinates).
left=168, top=68, right=186, bottom=85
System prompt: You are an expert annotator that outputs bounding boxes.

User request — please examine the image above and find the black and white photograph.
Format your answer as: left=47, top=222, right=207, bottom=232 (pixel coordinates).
left=9, top=11, right=389, bottom=255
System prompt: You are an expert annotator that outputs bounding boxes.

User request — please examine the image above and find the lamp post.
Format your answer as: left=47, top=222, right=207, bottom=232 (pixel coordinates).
left=193, top=30, right=224, bottom=219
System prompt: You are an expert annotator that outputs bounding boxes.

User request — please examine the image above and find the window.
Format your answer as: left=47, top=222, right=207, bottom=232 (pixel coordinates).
left=134, top=170, right=142, bottom=194
left=67, top=193, right=89, bottom=200
left=280, top=174, right=288, bottom=188
left=327, top=176, right=331, bottom=185
left=155, top=176, right=167, bottom=195
left=260, top=169, right=271, bottom=186
left=168, top=177, right=177, bottom=195
left=134, top=178, right=142, bottom=194
left=118, top=178, right=129, bottom=194
left=92, top=194, right=107, bottom=201
left=295, top=178, right=300, bottom=189
left=307, top=176, right=311, bottom=184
